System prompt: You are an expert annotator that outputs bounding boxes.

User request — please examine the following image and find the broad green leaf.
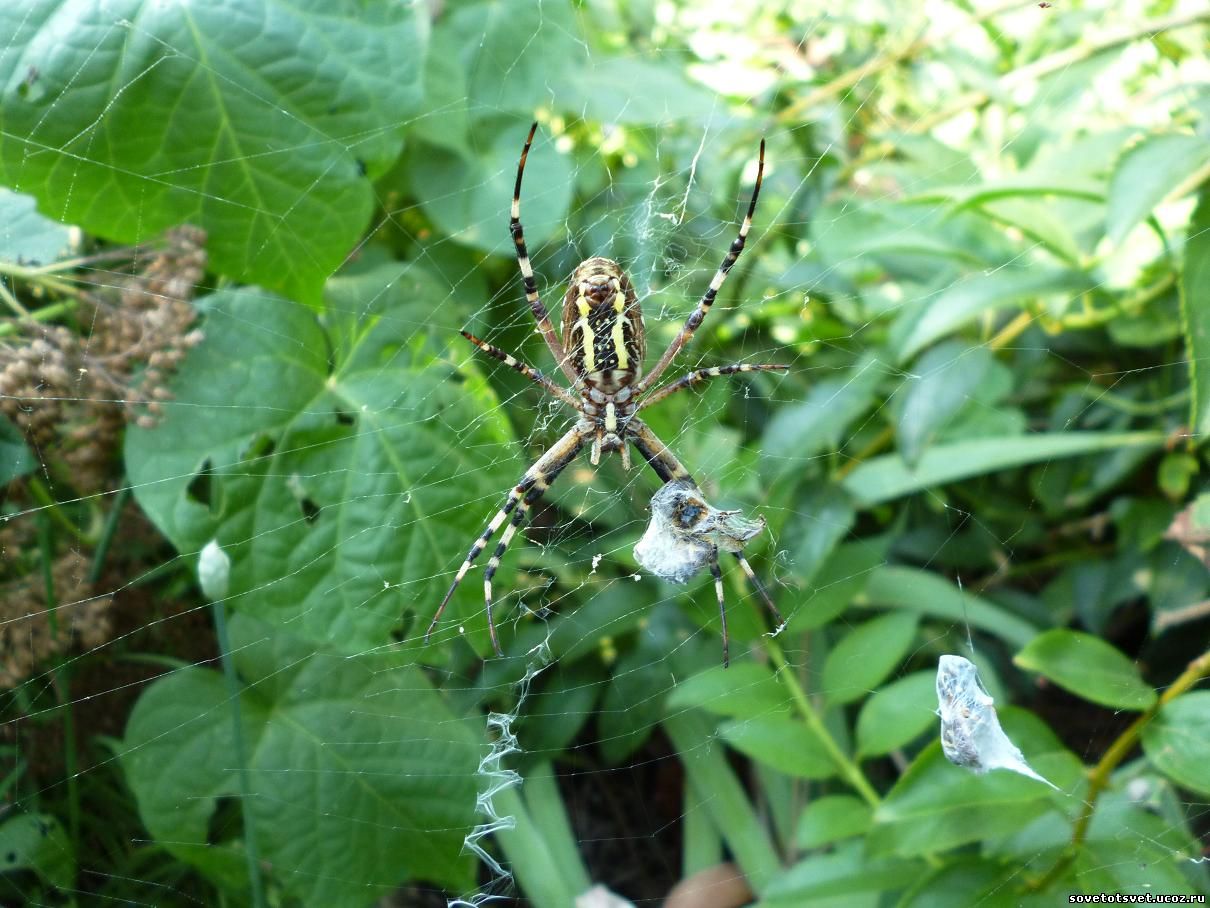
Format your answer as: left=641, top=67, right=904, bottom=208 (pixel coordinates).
left=1014, top=629, right=1156, bottom=711
left=863, top=566, right=1039, bottom=649
left=567, top=58, right=721, bottom=125
left=795, top=795, right=872, bottom=848
left=856, top=671, right=937, bottom=758
left=122, top=621, right=480, bottom=904
left=894, top=342, right=998, bottom=466
left=894, top=268, right=1094, bottom=361
left=718, top=715, right=837, bottom=779
left=0, top=813, right=73, bottom=890
left=125, top=281, right=520, bottom=653
left=779, top=481, right=856, bottom=585
left=794, top=535, right=890, bottom=630
left=1181, top=192, right=1210, bottom=435
left=454, top=0, right=579, bottom=116
left=760, top=354, right=884, bottom=481
left=666, top=662, right=789, bottom=718
left=822, top=611, right=918, bottom=706
left=0, top=415, right=35, bottom=485
left=0, top=187, right=73, bottom=265
left=597, top=609, right=690, bottom=764
left=1142, top=691, right=1210, bottom=797
left=843, top=432, right=1165, bottom=507
left=410, top=124, right=574, bottom=254
left=761, top=840, right=921, bottom=905
left=0, top=0, right=425, bottom=305
left=868, top=738, right=1059, bottom=857
left=1107, top=133, right=1210, bottom=246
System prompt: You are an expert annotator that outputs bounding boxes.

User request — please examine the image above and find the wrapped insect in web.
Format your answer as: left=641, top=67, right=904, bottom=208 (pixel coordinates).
left=935, top=655, right=1057, bottom=789
left=634, top=479, right=785, bottom=666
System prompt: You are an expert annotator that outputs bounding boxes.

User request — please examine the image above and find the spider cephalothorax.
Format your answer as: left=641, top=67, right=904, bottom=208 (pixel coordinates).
left=425, top=123, right=788, bottom=663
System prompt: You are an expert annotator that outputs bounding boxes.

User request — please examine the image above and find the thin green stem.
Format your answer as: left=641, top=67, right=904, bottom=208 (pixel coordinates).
left=763, top=635, right=881, bottom=807
left=211, top=602, right=267, bottom=908
left=89, top=486, right=131, bottom=584
left=778, top=0, right=1035, bottom=122
left=26, top=477, right=87, bottom=543
left=911, top=9, right=1210, bottom=133
left=1029, top=647, right=1210, bottom=891
left=0, top=299, right=80, bottom=337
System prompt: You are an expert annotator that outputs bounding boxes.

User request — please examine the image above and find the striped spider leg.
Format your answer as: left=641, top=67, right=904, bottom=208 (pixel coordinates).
left=425, top=123, right=786, bottom=662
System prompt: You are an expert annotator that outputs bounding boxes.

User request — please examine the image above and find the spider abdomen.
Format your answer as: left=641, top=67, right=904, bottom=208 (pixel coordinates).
left=560, top=257, right=646, bottom=391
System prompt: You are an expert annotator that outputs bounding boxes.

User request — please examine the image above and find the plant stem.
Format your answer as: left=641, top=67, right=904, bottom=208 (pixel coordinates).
left=212, top=602, right=267, bottom=908
left=89, top=486, right=131, bottom=584
left=763, top=635, right=881, bottom=807
left=27, top=477, right=87, bottom=543
left=777, top=0, right=1035, bottom=122
left=911, top=8, right=1210, bottom=133
left=1029, top=647, right=1210, bottom=891
left=834, top=425, right=894, bottom=482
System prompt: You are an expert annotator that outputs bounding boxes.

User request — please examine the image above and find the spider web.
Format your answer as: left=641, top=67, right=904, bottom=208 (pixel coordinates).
left=0, top=0, right=1208, bottom=905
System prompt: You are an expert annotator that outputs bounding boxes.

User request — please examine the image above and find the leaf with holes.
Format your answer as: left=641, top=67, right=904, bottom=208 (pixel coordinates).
left=122, top=615, right=480, bottom=904
left=124, top=278, right=521, bottom=654
left=0, top=0, right=425, bottom=306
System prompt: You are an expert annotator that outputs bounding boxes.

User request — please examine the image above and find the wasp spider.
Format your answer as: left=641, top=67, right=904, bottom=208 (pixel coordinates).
left=425, top=123, right=788, bottom=664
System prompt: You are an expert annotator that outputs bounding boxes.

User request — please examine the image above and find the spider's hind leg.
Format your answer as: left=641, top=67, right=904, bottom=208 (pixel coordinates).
left=424, top=426, right=584, bottom=654
left=709, top=553, right=729, bottom=668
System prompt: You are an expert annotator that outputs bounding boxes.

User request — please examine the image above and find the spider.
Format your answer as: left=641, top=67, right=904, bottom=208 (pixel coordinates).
left=425, top=123, right=788, bottom=663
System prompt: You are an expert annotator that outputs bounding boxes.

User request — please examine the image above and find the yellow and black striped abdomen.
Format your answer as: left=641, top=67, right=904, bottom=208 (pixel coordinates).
left=560, top=257, right=645, bottom=391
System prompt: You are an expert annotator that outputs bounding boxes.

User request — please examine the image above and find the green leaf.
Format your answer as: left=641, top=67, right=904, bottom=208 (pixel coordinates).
left=1107, top=133, right=1210, bottom=246
left=863, top=566, right=1040, bottom=649
left=0, top=813, right=73, bottom=890
left=666, top=662, right=789, bottom=718
left=1142, top=691, right=1210, bottom=797
left=909, top=176, right=1105, bottom=210
left=822, top=611, right=919, bottom=706
left=1014, top=629, right=1156, bottom=711
left=894, top=268, right=1094, bottom=362
left=1181, top=191, right=1210, bottom=435
left=664, top=711, right=781, bottom=894
left=125, top=281, right=519, bottom=653
left=410, top=124, right=574, bottom=254
left=718, top=715, right=837, bottom=779
left=795, top=795, right=872, bottom=848
left=868, top=736, right=1059, bottom=857
left=1076, top=839, right=1200, bottom=897
left=794, top=536, right=891, bottom=630
left=567, top=58, right=721, bottom=125
left=760, top=355, right=883, bottom=481
left=1158, top=452, right=1199, bottom=499
left=894, top=342, right=998, bottom=467
left=843, top=432, right=1165, bottom=507
left=856, top=671, right=937, bottom=758
left=779, top=481, right=856, bottom=585
left=122, top=622, right=480, bottom=904
left=0, top=414, right=35, bottom=485
left=0, top=0, right=425, bottom=305
left=0, top=187, right=73, bottom=265
left=761, top=840, right=921, bottom=905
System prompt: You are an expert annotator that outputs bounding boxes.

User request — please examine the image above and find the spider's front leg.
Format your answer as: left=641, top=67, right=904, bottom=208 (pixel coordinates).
left=426, top=426, right=585, bottom=655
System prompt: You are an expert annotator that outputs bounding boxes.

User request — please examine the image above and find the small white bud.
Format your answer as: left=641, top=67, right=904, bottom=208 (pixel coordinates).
left=198, top=539, right=230, bottom=601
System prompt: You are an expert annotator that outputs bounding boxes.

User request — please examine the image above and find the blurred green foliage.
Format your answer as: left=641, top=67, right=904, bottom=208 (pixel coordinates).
left=2, top=0, right=1210, bottom=905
